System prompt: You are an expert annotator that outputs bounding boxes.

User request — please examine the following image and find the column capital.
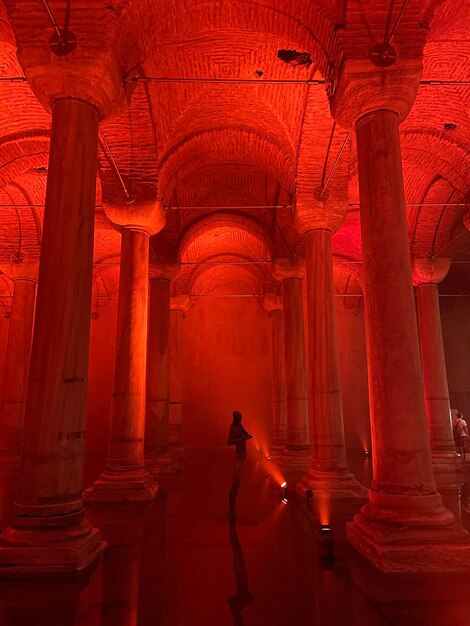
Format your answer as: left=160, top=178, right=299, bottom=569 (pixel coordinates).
left=294, top=201, right=346, bottom=236
left=412, top=257, right=451, bottom=286
left=104, top=200, right=165, bottom=237
left=271, top=259, right=306, bottom=282
left=150, top=262, right=181, bottom=282
left=170, top=295, right=191, bottom=313
left=261, top=294, right=282, bottom=314
left=330, top=58, right=423, bottom=130
left=5, top=3, right=129, bottom=119
left=0, top=259, right=39, bottom=282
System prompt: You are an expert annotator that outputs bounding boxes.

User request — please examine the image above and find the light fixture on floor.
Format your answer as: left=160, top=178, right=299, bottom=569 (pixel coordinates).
left=320, top=524, right=333, bottom=539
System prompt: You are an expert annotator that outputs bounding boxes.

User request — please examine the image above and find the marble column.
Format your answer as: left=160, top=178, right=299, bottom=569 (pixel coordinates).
left=169, top=295, right=191, bottom=456
left=331, top=66, right=470, bottom=570
left=298, top=229, right=365, bottom=498
left=262, top=295, right=286, bottom=458
left=0, top=99, right=105, bottom=574
left=272, top=261, right=310, bottom=471
left=145, top=265, right=181, bottom=473
left=0, top=261, right=38, bottom=457
left=413, top=257, right=457, bottom=465
left=86, top=203, right=165, bottom=501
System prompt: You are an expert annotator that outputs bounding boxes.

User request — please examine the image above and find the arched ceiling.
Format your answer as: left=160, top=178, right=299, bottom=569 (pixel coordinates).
left=0, top=0, right=468, bottom=302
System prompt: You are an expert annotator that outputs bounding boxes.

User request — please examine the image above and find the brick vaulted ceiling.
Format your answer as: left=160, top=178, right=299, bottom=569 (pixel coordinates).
left=0, top=0, right=469, bottom=309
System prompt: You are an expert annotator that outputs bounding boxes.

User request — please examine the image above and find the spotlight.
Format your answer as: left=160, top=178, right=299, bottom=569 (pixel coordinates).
left=266, top=455, right=271, bottom=461
left=281, top=481, right=288, bottom=498
left=319, top=524, right=335, bottom=567
left=363, top=449, right=371, bottom=457
left=282, top=498, right=288, bottom=504
left=320, top=524, right=333, bottom=539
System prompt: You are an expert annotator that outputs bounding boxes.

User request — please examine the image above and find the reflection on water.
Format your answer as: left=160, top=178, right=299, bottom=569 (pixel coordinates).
left=0, top=453, right=470, bottom=625
left=227, top=521, right=254, bottom=626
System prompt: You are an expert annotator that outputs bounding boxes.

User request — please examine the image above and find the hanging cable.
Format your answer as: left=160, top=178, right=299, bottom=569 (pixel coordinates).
left=99, top=127, right=135, bottom=203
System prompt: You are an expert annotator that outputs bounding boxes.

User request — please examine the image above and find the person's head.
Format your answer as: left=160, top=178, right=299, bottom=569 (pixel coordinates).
left=232, top=410, right=242, bottom=423
left=457, top=412, right=463, bottom=419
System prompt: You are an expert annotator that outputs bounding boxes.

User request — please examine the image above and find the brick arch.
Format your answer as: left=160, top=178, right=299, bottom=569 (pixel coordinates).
left=159, top=127, right=295, bottom=205
left=179, top=212, right=272, bottom=264
left=125, top=0, right=341, bottom=80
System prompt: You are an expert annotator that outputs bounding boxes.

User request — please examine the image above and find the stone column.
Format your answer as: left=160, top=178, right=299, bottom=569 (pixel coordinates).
left=297, top=228, right=365, bottom=498
left=330, top=62, right=470, bottom=571
left=0, top=99, right=106, bottom=574
left=413, top=257, right=457, bottom=465
left=262, top=294, right=286, bottom=458
left=145, top=265, right=181, bottom=473
left=0, top=261, right=38, bottom=457
left=272, top=261, right=310, bottom=471
left=85, top=202, right=165, bottom=501
left=169, top=295, right=191, bottom=456
left=0, top=0, right=128, bottom=576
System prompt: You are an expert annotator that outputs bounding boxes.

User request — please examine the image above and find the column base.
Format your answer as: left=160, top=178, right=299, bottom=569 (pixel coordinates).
left=297, top=467, right=368, bottom=499
left=432, top=450, right=460, bottom=472
left=347, top=491, right=470, bottom=573
left=145, top=449, right=183, bottom=474
left=280, top=446, right=311, bottom=473
left=83, top=466, right=158, bottom=503
left=0, top=520, right=104, bottom=577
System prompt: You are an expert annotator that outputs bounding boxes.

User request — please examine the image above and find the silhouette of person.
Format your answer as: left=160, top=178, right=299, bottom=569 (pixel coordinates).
left=227, top=411, right=253, bottom=519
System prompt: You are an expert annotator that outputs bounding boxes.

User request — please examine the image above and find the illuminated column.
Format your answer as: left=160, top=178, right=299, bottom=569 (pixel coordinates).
left=0, top=261, right=38, bottom=456
left=331, top=62, right=470, bottom=570
left=0, top=99, right=107, bottom=574
left=297, top=228, right=365, bottom=498
left=169, top=295, right=191, bottom=455
left=86, top=203, right=165, bottom=501
left=0, top=0, right=128, bottom=576
left=144, top=265, right=181, bottom=473
left=262, top=295, right=286, bottom=457
left=272, top=261, right=310, bottom=471
left=413, top=257, right=457, bottom=465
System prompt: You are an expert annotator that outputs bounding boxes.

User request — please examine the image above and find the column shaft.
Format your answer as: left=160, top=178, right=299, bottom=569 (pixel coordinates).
left=281, top=278, right=309, bottom=450
left=356, top=110, right=436, bottom=499
left=417, top=282, right=455, bottom=457
left=169, top=309, right=184, bottom=448
left=299, top=229, right=364, bottom=497
left=0, top=278, right=36, bottom=455
left=270, top=309, right=286, bottom=450
left=109, top=229, right=150, bottom=468
left=15, top=99, right=98, bottom=522
left=85, top=228, right=157, bottom=501
left=146, top=278, right=171, bottom=456
left=0, top=98, right=105, bottom=574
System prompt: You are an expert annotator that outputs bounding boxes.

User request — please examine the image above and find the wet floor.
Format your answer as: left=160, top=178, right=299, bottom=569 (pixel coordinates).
left=0, top=450, right=470, bottom=625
